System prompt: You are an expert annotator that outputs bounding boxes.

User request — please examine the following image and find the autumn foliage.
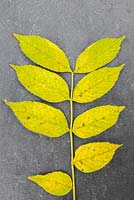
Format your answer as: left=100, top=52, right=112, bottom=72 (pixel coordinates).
left=5, top=34, right=125, bottom=199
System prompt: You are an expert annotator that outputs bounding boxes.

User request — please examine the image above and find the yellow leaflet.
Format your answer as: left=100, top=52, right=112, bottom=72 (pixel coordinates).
left=28, top=171, right=72, bottom=196
left=73, top=105, right=125, bottom=139
left=73, top=142, right=123, bottom=173
left=5, top=100, right=69, bottom=137
left=73, top=65, right=124, bottom=103
left=75, top=36, right=125, bottom=73
left=10, top=64, right=69, bottom=103
left=13, top=33, right=71, bottom=72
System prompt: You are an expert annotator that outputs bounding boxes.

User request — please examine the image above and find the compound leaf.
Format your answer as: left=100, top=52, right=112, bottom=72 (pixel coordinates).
left=13, top=33, right=71, bottom=72
left=10, top=64, right=70, bottom=103
left=28, top=171, right=72, bottom=196
left=73, top=142, right=123, bottom=173
left=73, top=105, right=125, bottom=139
left=5, top=100, right=69, bottom=137
left=75, top=36, right=125, bottom=73
left=73, top=65, right=124, bottom=103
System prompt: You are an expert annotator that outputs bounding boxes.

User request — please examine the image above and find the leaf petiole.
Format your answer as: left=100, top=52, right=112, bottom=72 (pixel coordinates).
left=69, top=71, right=76, bottom=200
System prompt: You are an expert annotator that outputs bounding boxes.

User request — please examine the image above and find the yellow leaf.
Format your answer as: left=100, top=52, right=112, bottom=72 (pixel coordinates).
left=73, top=142, right=123, bottom=173
left=75, top=36, right=125, bottom=73
left=5, top=100, right=69, bottom=137
left=10, top=64, right=70, bottom=103
left=73, top=105, right=125, bottom=139
left=13, top=33, right=71, bottom=72
left=28, top=171, right=72, bottom=196
left=73, top=65, right=124, bottom=103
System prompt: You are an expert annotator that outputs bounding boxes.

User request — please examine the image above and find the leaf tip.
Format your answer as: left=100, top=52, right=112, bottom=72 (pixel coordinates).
left=13, top=33, right=22, bottom=39
left=120, top=35, right=126, bottom=40
left=9, top=64, right=16, bottom=70
left=4, top=99, right=13, bottom=107
left=114, top=64, right=125, bottom=74
left=119, top=63, right=125, bottom=70
left=27, top=175, right=35, bottom=181
left=27, top=175, right=40, bottom=183
left=4, top=98, right=8, bottom=105
left=119, top=105, right=126, bottom=112
left=4, top=99, right=12, bottom=107
left=116, top=143, right=124, bottom=150
left=118, top=35, right=126, bottom=44
left=13, top=33, right=18, bottom=38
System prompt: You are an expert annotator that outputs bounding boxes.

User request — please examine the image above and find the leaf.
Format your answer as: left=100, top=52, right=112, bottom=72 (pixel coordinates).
left=73, top=65, right=124, bottom=103
left=13, top=33, right=71, bottom=72
left=28, top=171, right=72, bottom=196
left=73, top=142, right=123, bottom=173
left=5, top=100, right=69, bottom=137
left=10, top=64, right=70, bottom=103
left=73, top=105, right=125, bottom=139
left=75, top=36, right=125, bottom=73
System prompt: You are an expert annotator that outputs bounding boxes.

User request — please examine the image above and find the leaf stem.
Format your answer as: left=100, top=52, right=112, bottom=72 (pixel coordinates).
left=69, top=71, right=76, bottom=200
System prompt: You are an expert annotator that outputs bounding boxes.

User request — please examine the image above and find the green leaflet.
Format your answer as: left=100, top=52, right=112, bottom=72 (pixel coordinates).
left=10, top=64, right=70, bottom=102
left=5, top=100, right=69, bottom=137
left=75, top=36, right=125, bottom=73
left=6, top=33, right=126, bottom=199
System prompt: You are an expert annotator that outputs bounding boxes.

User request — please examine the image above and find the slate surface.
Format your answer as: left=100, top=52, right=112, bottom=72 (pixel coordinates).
left=0, top=0, right=134, bottom=200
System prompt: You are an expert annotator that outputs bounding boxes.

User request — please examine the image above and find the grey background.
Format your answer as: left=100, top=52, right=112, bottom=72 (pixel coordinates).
left=0, top=0, right=134, bottom=199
